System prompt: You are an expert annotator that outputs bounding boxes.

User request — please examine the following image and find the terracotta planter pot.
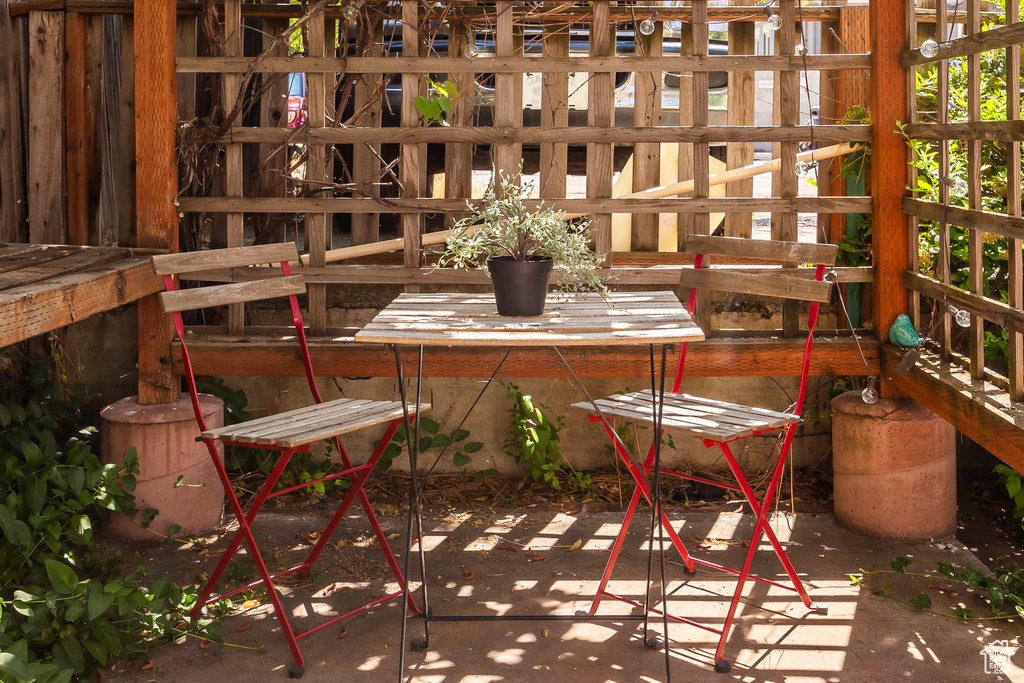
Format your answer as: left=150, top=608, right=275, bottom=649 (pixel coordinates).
left=486, top=256, right=553, bottom=316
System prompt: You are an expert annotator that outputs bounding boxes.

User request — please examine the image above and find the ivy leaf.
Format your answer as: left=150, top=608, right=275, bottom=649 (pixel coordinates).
left=45, top=559, right=80, bottom=596
left=82, top=638, right=108, bottom=668
left=67, top=467, right=85, bottom=495
left=937, top=562, right=956, bottom=579
left=0, top=404, right=10, bottom=427
left=452, top=452, right=470, bottom=467
left=0, top=504, right=32, bottom=546
left=890, top=556, right=912, bottom=573
left=419, top=417, right=440, bottom=435
left=909, top=593, right=932, bottom=610
left=67, top=514, right=92, bottom=546
left=0, top=652, right=32, bottom=683
left=952, top=605, right=973, bottom=618
left=464, top=442, right=483, bottom=453
left=450, top=429, right=470, bottom=442
left=92, top=620, right=121, bottom=655
left=27, top=478, right=47, bottom=516
left=21, top=441, right=44, bottom=469
left=875, top=584, right=892, bottom=597
left=88, top=586, right=115, bottom=621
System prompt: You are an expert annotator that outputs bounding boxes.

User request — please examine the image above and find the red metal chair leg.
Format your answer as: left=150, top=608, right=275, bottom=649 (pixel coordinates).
left=191, top=443, right=299, bottom=619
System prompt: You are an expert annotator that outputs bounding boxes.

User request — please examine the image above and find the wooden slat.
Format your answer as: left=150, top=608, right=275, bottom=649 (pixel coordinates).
left=902, top=197, right=1024, bottom=242
left=174, top=335, right=881, bottom=379
left=678, top=268, right=833, bottom=303
left=151, top=243, right=299, bottom=275
left=539, top=13, right=568, bottom=199
left=900, top=20, right=1024, bottom=67
left=176, top=195, right=875, bottom=215
left=630, top=18, right=661, bottom=251
left=691, top=0, right=711, bottom=248
left=202, top=398, right=430, bottom=449
left=936, top=0, right=952, bottom=359
left=902, top=120, right=1024, bottom=141
left=0, top=253, right=163, bottom=347
left=257, top=18, right=288, bottom=243
left=0, top=245, right=81, bottom=277
left=175, top=54, right=874, bottom=74
left=183, top=264, right=871, bottom=286
left=443, top=18, right=471, bottom=232
left=493, top=0, right=521, bottom=178
left=0, top=249, right=125, bottom=290
left=223, top=0, right=244, bottom=334
left=97, top=14, right=126, bottom=247
left=218, top=124, right=872, bottom=145
left=726, top=0, right=756, bottom=238
left=354, top=291, right=702, bottom=347
left=28, top=11, right=66, bottom=244
left=586, top=0, right=613, bottom=261
left=967, top=0, right=984, bottom=379
left=0, top=0, right=26, bottom=243
left=305, top=13, right=328, bottom=333
left=890, top=346, right=1024, bottom=473
left=158, top=275, right=305, bottom=314
left=685, top=235, right=838, bottom=266
left=65, top=11, right=90, bottom=246
left=1007, top=0, right=1022, bottom=401
left=676, top=22, right=694, bottom=245
left=904, top=270, right=1024, bottom=332
left=399, top=0, right=423, bottom=293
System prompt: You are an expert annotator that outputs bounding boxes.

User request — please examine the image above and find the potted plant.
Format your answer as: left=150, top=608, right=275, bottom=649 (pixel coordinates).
left=438, top=170, right=607, bottom=316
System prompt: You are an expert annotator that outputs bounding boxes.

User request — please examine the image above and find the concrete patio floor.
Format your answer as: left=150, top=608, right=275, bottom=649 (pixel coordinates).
left=103, top=506, right=1024, bottom=682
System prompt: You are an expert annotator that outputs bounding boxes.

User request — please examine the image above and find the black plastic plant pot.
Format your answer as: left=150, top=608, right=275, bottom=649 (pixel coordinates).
left=486, top=256, right=554, bottom=316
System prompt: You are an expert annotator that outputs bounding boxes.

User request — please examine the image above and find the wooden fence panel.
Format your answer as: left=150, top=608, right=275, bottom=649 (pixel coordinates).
left=28, top=11, right=66, bottom=244
left=0, top=0, right=26, bottom=243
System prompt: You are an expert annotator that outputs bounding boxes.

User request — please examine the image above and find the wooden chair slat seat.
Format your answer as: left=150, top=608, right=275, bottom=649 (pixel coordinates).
left=573, top=390, right=799, bottom=442
left=203, top=398, right=430, bottom=448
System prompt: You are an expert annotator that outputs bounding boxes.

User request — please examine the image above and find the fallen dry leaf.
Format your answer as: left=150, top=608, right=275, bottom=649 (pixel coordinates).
left=527, top=555, right=545, bottom=562
left=242, top=599, right=260, bottom=610
left=569, top=539, right=582, bottom=552
left=541, top=629, right=549, bottom=638
left=141, top=661, right=154, bottom=671
left=463, top=570, right=474, bottom=580
left=337, top=628, right=349, bottom=639
left=495, top=544, right=517, bottom=552
left=199, top=641, right=209, bottom=650
left=387, top=533, right=399, bottom=540
left=237, top=622, right=252, bottom=633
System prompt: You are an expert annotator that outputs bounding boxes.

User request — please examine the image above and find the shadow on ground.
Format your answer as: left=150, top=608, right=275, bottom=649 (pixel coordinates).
left=101, top=507, right=1024, bottom=682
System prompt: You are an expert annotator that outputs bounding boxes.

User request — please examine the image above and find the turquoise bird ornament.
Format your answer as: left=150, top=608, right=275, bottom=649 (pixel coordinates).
left=888, top=313, right=923, bottom=347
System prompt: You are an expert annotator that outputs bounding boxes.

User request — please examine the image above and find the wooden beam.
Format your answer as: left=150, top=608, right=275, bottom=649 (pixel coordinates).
left=890, top=346, right=1024, bottom=473
left=0, top=255, right=163, bottom=347
left=134, top=0, right=178, bottom=404
left=902, top=120, right=1024, bottom=141
left=173, top=335, right=881, bottom=380
left=903, top=197, right=1024, bottom=242
left=871, top=0, right=908, bottom=398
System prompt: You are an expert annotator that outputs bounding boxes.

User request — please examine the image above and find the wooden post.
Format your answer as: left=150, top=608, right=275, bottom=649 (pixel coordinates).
left=28, top=11, right=66, bottom=245
left=306, top=12, right=329, bottom=331
left=352, top=18, right=383, bottom=242
left=223, top=0, right=244, bottom=334
left=400, top=0, right=424, bottom=288
left=540, top=12, right=568, bottom=200
left=135, top=0, right=178, bottom=405
left=631, top=19, right=662, bottom=251
left=870, top=0, right=909, bottom=397
left=118, top=15, right=135, bottom=246
left=726, top=0, right=756, bottom=238
left=966, top=0, right=984, bottom=380
left=97, top=15, right=125, bottom=247
left=1007, top=0, right=1023, bottom=401
left=494, top=0, right=522, bottom=178
left=587, top=0, right=613, bottom=260
left=676, top=23, right=694, bottom=246
left=0, top=0, right=27, bottom=242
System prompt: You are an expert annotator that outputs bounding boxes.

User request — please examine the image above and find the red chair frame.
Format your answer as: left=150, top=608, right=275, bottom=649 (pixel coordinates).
left=577, top=238, right=832, bottom=673
left=157, top=247, right=420, bottom=678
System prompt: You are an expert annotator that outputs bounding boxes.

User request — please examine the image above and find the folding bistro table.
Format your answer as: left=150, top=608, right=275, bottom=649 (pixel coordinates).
left=354, top=291, right=704, bottom=681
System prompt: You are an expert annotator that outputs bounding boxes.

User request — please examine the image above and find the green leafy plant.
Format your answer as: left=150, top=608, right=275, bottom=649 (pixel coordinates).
left=378, top=416, right=483, bottom=471
left=850, top=555, right=1024, bottom=623
left=500, top=381, right=593, bottom=494
left=438, top=170, right=608, bottom=292
left=415, top=77, right=459, bottom=126
left=0, top=354, right=225, bottom=682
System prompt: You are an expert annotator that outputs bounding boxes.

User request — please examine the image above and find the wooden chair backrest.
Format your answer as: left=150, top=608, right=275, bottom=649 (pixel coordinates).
left=674, top=236, right=837, bottom=416
left=151, top=244, right=304, bottom=314
left=680, top=236, right=837, bottom=303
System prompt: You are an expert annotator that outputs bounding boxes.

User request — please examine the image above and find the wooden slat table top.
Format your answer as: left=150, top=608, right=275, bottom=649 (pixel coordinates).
left=354, top=291, right=704, bottom=346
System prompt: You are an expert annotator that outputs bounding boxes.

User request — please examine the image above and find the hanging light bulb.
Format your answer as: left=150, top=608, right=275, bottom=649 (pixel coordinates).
left=947, top=305, right=972, bottom=328
left=639, top=13, right=658, bottom=36
left=794, top=160, right=817, bottom=177
left=795, top=43, right=808, bottom=57
left=920, top=38, right=941, bottom=59
left=342, top=3, right=359, bottom=22
left=950, top=176, right=968, bottom=197
left=464, top=42, right=479, bottom=58
left=861, top=376, right=879, bottom=405
left=767, top=12, right=783, bottom=31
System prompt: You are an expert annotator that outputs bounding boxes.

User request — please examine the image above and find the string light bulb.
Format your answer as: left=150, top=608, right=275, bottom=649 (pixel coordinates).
left=920, top=38, right=941, bottom=59
left=861, top=376, right=879, bottom=404
left=464, top=43, right=479, bottom=58
left=766, top=12, right=783, bottom=31
left=342, top=3, right=359, bottom=21
left=795, top=160, right=817, bottom=177
left=795, top=43, right=808, bottom=57
left=947, top=305, right=972, bottom=328
left=639, top=13, right=658, bottom=36
left=941, top=175, right=968, bottom=197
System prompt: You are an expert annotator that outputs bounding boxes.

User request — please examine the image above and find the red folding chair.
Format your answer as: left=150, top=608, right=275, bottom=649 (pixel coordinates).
left=151, top=244, right=428, bottom=679
left=572, top=235, right=835, bottom=673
